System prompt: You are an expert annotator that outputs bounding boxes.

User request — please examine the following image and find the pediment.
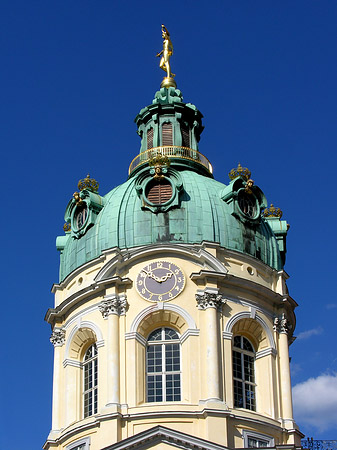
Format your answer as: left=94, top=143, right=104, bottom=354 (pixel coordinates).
left=101, top=425, right=230, bottom=450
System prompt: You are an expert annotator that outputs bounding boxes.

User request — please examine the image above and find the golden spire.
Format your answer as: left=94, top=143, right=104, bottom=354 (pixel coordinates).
left=156, top=24, right=176, bottom=89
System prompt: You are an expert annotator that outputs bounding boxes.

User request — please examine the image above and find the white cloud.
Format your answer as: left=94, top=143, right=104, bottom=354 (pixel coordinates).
left=296, top=327, right=323, bottom=340
left=293, top=373, right=337, bottom=432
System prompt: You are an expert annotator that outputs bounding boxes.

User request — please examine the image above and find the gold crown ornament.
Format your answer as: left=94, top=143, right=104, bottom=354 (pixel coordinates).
left=63, top=222, right=71, bottom=232
left=78, top=174, right=99, bottom=192
left=263, top=204, right=283, bottom=218
left=228, top=163, right=251, bottom=181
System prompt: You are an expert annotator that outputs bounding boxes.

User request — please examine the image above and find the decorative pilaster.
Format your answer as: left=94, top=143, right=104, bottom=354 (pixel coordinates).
left=99, top=295, right=127, bottom=318
left=50, top=328, right=66, bottom=347
left=50, top=328, right=65, bottom=431
left=196, top=290, right=224, bottom=401
left=100, top=294, right=127, bottom=406
left=274, top=312, right=294, bottom=422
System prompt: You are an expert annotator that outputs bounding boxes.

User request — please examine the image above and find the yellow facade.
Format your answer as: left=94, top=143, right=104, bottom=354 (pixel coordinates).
left=45, top=242, right=302, bottom=450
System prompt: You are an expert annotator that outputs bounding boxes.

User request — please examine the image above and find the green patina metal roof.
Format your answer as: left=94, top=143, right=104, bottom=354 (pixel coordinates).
left=57, top=169, right=283, bottom=281
left=56, top=87, right=287, bottom=281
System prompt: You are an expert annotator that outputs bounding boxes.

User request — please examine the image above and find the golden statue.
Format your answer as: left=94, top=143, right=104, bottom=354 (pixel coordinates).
left=157, top=25, right=176, bottom=88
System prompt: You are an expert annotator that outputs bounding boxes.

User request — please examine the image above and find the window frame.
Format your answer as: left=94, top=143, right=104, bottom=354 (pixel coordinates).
left=242, top=430, right=274, bottom=448
left=83, top=343, right=98, bottom=418
left=233, top=335, right=256, bottom=411
left=66, top=436, right=90, bottom=450
left=146, top=327, right=181, bottom=403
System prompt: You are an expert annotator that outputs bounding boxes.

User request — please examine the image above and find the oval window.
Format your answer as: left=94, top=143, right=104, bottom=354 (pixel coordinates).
left=238, top=190, right=257, bottom=218
left=146, top=179, right=173, bottom=205
left=74, top=203, right=88, bottom=229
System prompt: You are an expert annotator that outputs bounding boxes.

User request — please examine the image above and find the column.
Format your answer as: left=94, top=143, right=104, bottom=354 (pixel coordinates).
left=196, top=290, right=225, bottom=401
left=99, top=294, right=127, bottom=406
left=50, top=328, right=66, bottom=430
left=278, top=313, right=294, bottom=421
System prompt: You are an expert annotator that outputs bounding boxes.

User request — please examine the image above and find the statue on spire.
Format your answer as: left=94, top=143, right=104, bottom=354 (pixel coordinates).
left=157, top=25, right=176, bottom=88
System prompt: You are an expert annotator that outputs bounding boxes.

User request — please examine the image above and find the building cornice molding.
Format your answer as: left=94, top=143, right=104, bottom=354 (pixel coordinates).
left=95, top=242, right=228, bottom=282
left=45, top=276, right=132, bottom=325
left=125, top=331, right=147, bottom=347
left=101, top=425, right=231, bottom=450
left=44, top=408, right=286, bottom=450
left=256, top=347, right=277, bottom=360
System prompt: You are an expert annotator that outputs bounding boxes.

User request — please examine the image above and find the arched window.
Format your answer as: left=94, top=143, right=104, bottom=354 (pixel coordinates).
left=181, top=123, right=190, bottom=148
left=83, top=344, right=98, bottom=417
left=162, top=123, right=173, bottom=146
left=146, top=327, right=181, bottom=402
left=233, top=335, right=256, bottom=410
left=147, top=127, right=154, bottom=150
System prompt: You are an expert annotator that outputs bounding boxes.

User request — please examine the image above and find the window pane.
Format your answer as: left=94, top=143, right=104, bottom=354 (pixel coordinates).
left=233, top=351, right=242, bottom=379
left=165, top=328, right=178, bottom=340
left=234, top=380, right=243, bottom=408
left=234, top=336, right=241, bottom=349
left=148, top=329, right=162, bottom=341
left=244, top=354, right=255, bottom=383
left=245, top=384, right=256, bottom=410
left=243, top=337, right=254, bottom=352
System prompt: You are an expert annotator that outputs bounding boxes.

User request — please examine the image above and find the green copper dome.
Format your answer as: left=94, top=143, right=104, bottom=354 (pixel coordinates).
left=56, top=88, right=288, bottom=281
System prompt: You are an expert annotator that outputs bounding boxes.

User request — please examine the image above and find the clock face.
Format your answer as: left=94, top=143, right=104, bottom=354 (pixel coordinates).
left=136, top=261, right=185, bottom=302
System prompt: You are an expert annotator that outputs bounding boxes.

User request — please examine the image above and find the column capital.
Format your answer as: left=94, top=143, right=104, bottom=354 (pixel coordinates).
left=99, top=294, right=128, bottom=318
left=50, top=328, right=66, bottom=347
left=274, top=313, right=290, bottom=334
left=196, top=290, right=225, bottom=311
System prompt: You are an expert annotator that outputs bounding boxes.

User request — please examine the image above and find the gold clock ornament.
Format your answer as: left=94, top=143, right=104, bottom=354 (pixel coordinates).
left=136, top=261, right=185, bottom=302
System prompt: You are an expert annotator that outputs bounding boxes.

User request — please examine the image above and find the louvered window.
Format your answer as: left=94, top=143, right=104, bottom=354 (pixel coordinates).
left=162, top=123, right=173, bottom=146
left=146, top=179, right=173, bottom=204
left=181, top=123, right=190, bottom=148
left=147, top=128, right=154, bottom=149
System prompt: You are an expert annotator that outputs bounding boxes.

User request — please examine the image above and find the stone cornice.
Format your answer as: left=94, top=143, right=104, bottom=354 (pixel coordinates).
left=190, top=270, right=227, bottom=283
left=45, top=276, right=132, bottom=325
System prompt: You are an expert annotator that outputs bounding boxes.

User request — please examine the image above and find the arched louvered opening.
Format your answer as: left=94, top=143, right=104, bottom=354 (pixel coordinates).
left=181, top=123, right=190, bottom=148
left=162, top=122, right=173, bottom=146
left=146, top=179, right=173, bottom=205
left=147, top=127, right=154, bottom=150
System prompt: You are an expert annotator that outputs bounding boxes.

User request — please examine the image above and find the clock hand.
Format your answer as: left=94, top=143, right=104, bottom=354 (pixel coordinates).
left=158, top=272, right=174, bottom=283
left=143, top=269, right=162, bottom=282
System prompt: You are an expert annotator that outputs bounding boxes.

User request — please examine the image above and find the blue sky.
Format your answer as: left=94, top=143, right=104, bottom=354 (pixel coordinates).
left=1, top=1, right=337, bottom=448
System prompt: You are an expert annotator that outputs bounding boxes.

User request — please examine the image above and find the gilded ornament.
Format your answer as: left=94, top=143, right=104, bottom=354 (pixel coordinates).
left=149, top=153, right=170, bottom=179
left=63, top=222, right=71, bottom=232
left=157, top=24, right=176, bottom=88
left=73, top=191, right=82, bottom=204
left=78, top=174, right=99, bottom=192
left=228, top=163, right=251, bottom=181
left=263, top=203, right=283, bottom=218
left=245, top=178, right=255, bottom=194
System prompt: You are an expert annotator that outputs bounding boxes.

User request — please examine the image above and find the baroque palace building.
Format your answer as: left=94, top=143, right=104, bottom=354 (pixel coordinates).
left=44, top=30, right=302, bottom=450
